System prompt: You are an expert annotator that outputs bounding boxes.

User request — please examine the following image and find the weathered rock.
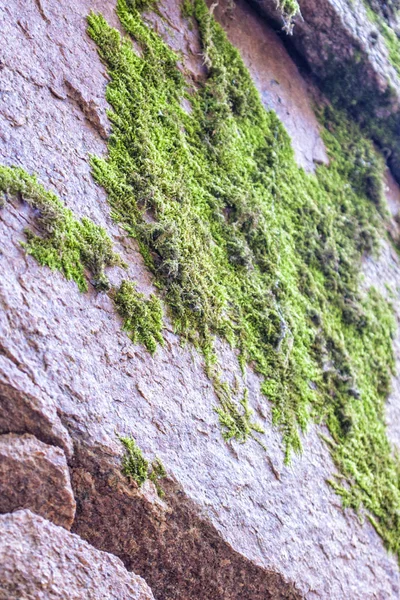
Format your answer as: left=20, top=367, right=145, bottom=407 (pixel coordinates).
left=0, top=433, right=76, bottom=529
left=255, top=0, right=400, bottom=182
left=210, top=0, right=328, bottom=171
left=0, top=359, right=73, bottom=459
left=0, top=510, right=155, bottom=600
left=1, top=0, right=400, bottom=599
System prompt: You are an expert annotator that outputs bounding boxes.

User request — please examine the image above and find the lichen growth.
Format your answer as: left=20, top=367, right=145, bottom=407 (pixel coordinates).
left=119, top=435, right=167, bottom=497
left=87, top=0, right=400, bottom=556
left=0, top=164, right=121, bottom=291
left=113, top=280, right=164, bottom=354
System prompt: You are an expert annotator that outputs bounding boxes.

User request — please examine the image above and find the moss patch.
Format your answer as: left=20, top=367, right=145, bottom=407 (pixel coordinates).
left=113, top=280, right=164, bottom=354
left=119, top=435, right=167, bottom=497
left=0, top=164, right=164, bottom=355
left=0, top=164, right=121, bottom=292
left=87, top=0, right=400, bottom=555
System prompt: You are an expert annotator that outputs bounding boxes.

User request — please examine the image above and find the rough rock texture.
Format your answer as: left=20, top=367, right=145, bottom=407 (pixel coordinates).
left=0, top=510, right=155, bottom=600
left=0, top=352, right=73, bottom=459
left=1, top=0, right=400, bottom=599
left=211, top=0, right=328, bottom=171
left=255, top=0, right=400, bottom=181
left=0, top=433, right=76, bottom=529
left=257, top=0, right=400, bottom=90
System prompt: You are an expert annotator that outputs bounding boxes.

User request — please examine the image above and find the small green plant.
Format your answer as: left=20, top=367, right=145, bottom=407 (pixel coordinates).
left=149, top=458, right=167, bottom=498
left=119, top=435, right=149, bottom=485
left=119, top=435, right=167, bottom=497
left=277, top=0, right=300, bottom=33
left=113, top=280, right=164, bottom=354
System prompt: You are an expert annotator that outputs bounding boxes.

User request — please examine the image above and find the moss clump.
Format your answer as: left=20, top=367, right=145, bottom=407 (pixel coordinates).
left=87, top=0, right=400, bottom=556
left=277, top=0, right=300, bottom=33
left=0, top=164, right=164, bottom=355
left=119, top=435, right=167, bottom=496
left=215, top=388, right=265, bottom=444
left=149, top=457, right=167, bottom=497
left=114, top=280, right=164, bottom=353
left=0, top=164, right=121, bottom=291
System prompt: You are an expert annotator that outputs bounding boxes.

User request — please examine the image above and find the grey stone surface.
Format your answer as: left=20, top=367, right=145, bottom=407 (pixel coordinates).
left=0, top=0, right=400, bottom=598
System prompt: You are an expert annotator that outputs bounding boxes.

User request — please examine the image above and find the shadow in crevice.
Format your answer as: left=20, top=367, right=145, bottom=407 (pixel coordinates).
left=71, top=440, right=303, bottom=600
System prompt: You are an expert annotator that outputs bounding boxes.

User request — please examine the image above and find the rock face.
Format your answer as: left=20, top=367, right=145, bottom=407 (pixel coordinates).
left=0, top=510, right=155, bottom=600
left=1, top=0, right=400, bottom=599
left=255, top=0, right=400, bottom=181
left=0, top=433, right=76, bottom=529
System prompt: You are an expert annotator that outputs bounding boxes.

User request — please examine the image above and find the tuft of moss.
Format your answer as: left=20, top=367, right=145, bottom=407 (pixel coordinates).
left=215, top=388, right=265, bottom=444
left=113, top=280, right=164, bottom=354
left=119, top=435, right=149, bottom=485
left=0, top=164, right=121, bottom=291
left=119, top=435, right=167, bottom=496
left=149, top=457, right=167, bottom=497
left=87, top=0, right=400, bottom=556
left=277, top=0, right=300, bottom=33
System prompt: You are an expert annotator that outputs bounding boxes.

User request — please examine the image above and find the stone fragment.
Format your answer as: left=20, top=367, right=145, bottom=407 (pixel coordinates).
left=0, top=510, right=155, bottom=600
left=0, top=358, right=73, bottom=460
left=0, top=433, right=76, bottom=529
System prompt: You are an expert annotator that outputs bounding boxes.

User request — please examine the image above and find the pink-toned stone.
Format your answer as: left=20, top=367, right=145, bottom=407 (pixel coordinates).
left=0, top=0, right=400, bottom=598
left=0, top=510, right=155, bottom=600
left=0, top=433, right=76, bottom=529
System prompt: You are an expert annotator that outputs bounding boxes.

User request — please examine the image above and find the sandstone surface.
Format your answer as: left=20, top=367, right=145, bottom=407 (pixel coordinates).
left=0, top=433, right=76, bottom=528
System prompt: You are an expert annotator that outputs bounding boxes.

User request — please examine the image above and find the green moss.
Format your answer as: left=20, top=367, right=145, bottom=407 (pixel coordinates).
left=363, top=2, right=400, bottom=77
left=0, top=164, right=164, bottom=356
left=149, top=457, right=167, bottom=497
left=215, top=388, right=265, bottom=444
left=119, top=435, right=149, bottom=485
left=87, top=0, right=400, bottom=556
left=0, top=164, right=121, bottom=292
left=277, top=0, right=300, bottom=33
left=113, top=280, right=164, bottom=353
left=119, top=435, right=167, bottom=496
